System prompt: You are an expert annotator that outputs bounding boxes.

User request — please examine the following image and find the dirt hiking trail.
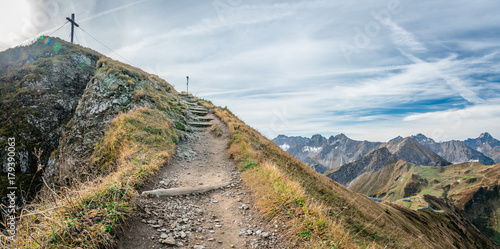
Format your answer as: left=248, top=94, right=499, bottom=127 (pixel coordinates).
left=116, top=99, right=282, bottom=249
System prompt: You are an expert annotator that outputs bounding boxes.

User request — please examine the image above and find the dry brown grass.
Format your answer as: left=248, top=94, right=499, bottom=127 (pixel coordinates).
left=210, top=124, right=222, bottom=137
left=244, top=161, right=362, bottom=248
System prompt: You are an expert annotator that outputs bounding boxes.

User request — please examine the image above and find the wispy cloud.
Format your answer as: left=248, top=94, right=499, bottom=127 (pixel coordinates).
left=386, top=19, right=426, bottom=52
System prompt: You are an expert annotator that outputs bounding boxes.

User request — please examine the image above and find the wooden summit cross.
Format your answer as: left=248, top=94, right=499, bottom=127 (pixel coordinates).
left=66, top=13, right=79, bottom=43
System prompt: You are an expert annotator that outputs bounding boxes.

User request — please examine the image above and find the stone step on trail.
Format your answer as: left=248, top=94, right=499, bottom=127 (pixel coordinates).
left=196, top=117, right=213, bottom=122
left=185, top=102, right=198, bottom=106
left=183, top=98, right=198, bottom=103
left=190, top=110, right=209, bottom=116
left=189, top=107, right=209, bottom=112
left=187, top=122, right=213, bottom=127
left=190, top=127, right=208, bottom=132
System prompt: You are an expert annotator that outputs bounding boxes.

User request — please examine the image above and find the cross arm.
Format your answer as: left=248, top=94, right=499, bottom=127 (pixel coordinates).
left=65, top=17, right=79, bottom=27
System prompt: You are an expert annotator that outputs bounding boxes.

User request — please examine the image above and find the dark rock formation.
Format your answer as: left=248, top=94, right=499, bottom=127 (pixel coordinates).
left=326, top=147, right=397, bottom=186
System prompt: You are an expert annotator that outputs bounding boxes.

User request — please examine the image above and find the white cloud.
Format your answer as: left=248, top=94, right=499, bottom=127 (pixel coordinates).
left=401, top=103, right=500, bottom=141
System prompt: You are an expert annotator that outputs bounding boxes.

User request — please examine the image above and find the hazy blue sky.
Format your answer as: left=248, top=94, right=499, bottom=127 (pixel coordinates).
left=1, top=0, right=499, bottom=142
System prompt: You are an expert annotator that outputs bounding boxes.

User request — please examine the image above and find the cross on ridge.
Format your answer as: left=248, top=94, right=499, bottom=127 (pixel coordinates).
left=65, top=13, right=79, bottom=43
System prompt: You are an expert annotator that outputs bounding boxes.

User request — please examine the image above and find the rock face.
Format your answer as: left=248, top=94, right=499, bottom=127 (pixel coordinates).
left=328, top=137, right=450, bottom=187
left=0, top=38, right=100, bottom=199
left=486, top=146, right=500, bottom=163
left=435, top=141, right=494, bottom=165
left=44, top=56, right=181, bottom=183
left=272, top=134, right=309, bottom=151
left=326, top=147, right=397, bottom=186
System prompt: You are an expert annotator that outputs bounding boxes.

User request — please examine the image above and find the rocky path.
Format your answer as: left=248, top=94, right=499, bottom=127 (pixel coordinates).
left=116, top=99, right=280, bottom=248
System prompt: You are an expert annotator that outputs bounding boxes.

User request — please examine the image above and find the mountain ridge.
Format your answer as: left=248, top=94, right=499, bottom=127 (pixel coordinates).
left=274, top=132, right=498, bottom=173
left=384, top=136, right=451, bottom=167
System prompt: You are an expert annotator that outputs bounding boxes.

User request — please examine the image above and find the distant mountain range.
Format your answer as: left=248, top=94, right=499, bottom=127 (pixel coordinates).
left=273, top=132, right=499, bottom=174
left=274, top=132, right=500, bottom=244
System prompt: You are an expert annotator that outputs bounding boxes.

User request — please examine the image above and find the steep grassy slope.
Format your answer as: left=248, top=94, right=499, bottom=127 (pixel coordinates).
left=349, top=162, right=500, bottom=244
left=202, top=102, right=497, bottom=248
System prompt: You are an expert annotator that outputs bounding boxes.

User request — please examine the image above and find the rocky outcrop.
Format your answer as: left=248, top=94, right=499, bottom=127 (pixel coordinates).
left=0, top=38, right=101, bottom=199
left=44, top=57, right=181, bottom=184
left=0, top=37, right=186, bottom=202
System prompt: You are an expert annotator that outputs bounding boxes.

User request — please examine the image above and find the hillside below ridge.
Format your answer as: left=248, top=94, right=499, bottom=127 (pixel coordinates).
left=0, top=37, right=497, bottom=248
left=345, top=160, right=500, bottom=245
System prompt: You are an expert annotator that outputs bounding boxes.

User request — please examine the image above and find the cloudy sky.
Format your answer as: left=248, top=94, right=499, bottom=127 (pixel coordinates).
left=1, top=0, right=499, bottom=142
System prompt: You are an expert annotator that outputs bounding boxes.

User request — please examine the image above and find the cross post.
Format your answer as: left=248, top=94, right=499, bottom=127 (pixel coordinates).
left=66, top=13, right=79, bottom=43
